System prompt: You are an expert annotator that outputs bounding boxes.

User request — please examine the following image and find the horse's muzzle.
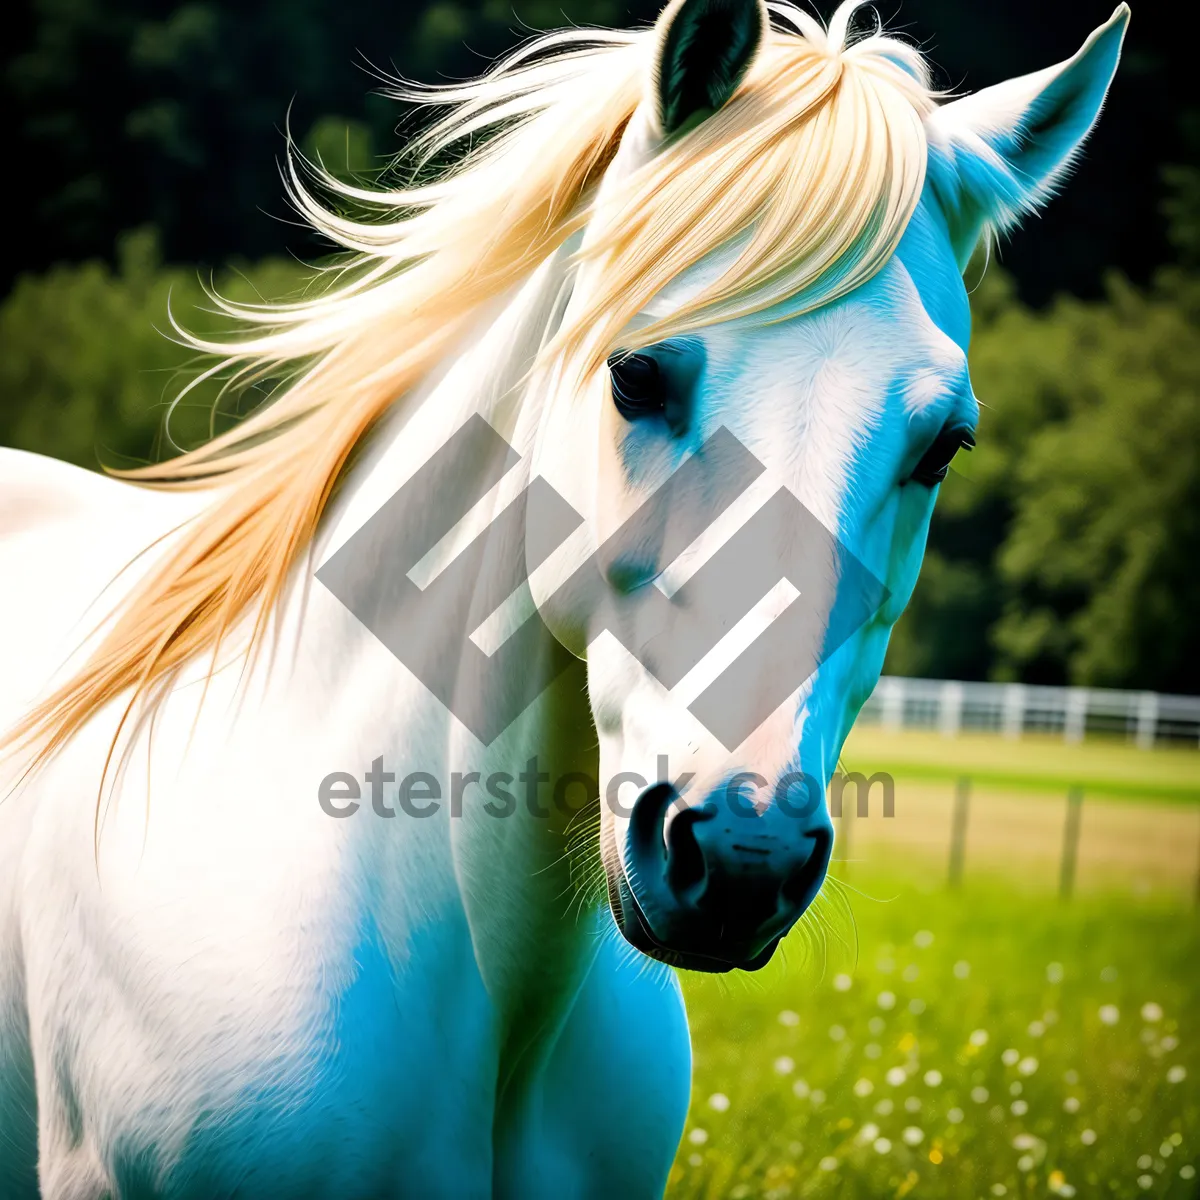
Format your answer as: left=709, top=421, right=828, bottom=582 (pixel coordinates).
left=608, top=782, right=832, bottom=973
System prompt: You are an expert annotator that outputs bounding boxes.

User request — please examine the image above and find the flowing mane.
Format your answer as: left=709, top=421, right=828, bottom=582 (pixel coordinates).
left=3, top=0, right=937, bottom=771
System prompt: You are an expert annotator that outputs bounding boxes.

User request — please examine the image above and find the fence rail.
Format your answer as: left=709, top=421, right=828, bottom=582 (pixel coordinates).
left=859, top=676, right=1200, bottom=747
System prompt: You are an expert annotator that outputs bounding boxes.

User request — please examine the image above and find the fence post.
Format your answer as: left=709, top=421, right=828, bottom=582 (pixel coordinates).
left=1064, top=688, right=1087, bottom=744
left=1135, top=692, right=1159, bottom=750
left=948, top=777, right=970, bottom=889
left=939, top=681, right=964, bottom=739
left=1059, top=787, right=1084, bottom=901
left=1003, top=683, right=1026, bottom=740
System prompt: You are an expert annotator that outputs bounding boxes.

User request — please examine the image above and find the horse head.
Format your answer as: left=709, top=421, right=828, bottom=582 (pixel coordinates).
left=528, top=0, right=1127, bottom=971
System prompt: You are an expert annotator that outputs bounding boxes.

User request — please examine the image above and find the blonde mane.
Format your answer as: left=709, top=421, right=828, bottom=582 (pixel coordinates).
left=5, top=0, right=937, bottom=771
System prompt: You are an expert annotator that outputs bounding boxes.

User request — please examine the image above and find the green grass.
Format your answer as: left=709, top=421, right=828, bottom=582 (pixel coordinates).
left=669, top=877, right=1199, bottom=1199
left=840, top=728, right=1200, bottom=804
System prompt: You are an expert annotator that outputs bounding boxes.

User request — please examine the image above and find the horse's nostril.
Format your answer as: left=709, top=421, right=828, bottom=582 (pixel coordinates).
left=630, top=782, right=677, bottom=847
left=629, top=783, right=716, bottom=904
left=779, top=826, right=832, bottom=910
left=665, top=806, right=709, bottom=898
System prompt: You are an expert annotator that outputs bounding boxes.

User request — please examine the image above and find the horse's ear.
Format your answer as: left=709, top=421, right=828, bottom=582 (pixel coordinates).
left=925, top=4, right=1130, bottom=269
left=651, top=0, right=768, bottom=139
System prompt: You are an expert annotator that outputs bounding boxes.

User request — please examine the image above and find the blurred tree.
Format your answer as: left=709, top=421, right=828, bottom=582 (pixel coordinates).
left=886, top=252, right=1200, bottom=693
left=1162, top=165, right=1200, bottom=268
left=2, top=0, right=654, bottom=294
left=304, top=116, right=376, bottom=183
left=990, top=273, right=1200, bottom=693
left=0, top=228, right=305, bottom=470
left=877, top=550, right=998, bottom=681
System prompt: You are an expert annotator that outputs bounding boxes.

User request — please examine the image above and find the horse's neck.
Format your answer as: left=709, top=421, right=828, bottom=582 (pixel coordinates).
left=316, top=247, right=604, bottom=1045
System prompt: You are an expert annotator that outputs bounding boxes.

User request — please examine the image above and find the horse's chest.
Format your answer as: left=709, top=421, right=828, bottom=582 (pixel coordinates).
left=105, top=928, right=501, bottom=1198
left=23, top=824, right=502, bottom=1199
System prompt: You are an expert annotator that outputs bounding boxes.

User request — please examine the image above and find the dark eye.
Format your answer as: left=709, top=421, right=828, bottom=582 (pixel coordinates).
left=609, top=352, right=666, bottom=421
left=910, top=424, right=975, bottom=486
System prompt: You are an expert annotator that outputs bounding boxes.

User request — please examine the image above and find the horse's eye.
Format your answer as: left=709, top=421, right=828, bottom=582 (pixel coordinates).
left=609, top=352, right=667, bottom=421
left=909, top=424, right=976, bottom=487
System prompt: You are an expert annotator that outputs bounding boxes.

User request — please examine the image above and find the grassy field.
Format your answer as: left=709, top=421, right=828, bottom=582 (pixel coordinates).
left=668, top=734, right=1200, bottom=1198
left=840, top=728, right=1200, bottom=804
left=669, top=879, right=1199, bottom=1199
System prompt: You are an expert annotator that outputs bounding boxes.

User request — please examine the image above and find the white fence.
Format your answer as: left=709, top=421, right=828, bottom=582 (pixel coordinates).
left=859, top=676, right=1200, bottom=748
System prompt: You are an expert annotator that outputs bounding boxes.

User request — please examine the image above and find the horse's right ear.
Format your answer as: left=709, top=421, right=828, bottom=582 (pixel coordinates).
left=925, top=4, right=1130, bottom=270
left=650, top=0, right=768, bottom=139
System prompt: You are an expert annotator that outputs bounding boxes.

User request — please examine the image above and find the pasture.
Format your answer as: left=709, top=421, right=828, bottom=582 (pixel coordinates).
left=670, top=732, right=1200, bottom=1198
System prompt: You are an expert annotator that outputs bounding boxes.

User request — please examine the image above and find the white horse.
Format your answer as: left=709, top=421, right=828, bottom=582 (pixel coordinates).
left=0, top=1, right=1127, bottom=1195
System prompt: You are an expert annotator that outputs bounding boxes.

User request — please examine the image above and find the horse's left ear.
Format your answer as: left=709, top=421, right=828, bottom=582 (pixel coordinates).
left=650, top=0, right=768, bottom=139
left=926, top=4, right=1130, bottom=269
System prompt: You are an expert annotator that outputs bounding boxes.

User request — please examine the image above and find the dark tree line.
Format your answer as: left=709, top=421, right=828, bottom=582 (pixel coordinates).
left=5, top=0, right=1195, bottom=302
